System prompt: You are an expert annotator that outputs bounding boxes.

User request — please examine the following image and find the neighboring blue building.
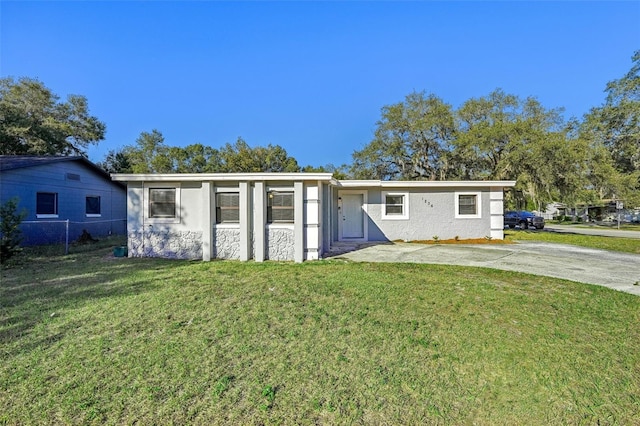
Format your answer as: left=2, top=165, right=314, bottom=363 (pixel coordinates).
left=0, top=155, right=126, bottom=245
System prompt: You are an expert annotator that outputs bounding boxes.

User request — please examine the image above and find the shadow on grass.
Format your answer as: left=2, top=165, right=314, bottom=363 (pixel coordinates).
left=0, top=238, right=186, bottom=354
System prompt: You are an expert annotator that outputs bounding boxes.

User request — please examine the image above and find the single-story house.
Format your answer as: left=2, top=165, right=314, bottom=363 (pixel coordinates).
left=0, top=155, right=127, bottom=245
left=111, top=172, right=515, bottom=262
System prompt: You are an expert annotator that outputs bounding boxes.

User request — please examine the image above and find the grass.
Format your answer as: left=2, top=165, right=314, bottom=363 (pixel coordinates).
left=581, top=224, right=640, bottom=231
left=549, top=222, right=640, bottom=232
left=506, top=230, right=640, bottom=254
left=1, top=239, right=639, bottom=424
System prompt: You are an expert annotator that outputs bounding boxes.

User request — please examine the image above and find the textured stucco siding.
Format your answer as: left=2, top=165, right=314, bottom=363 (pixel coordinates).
left=266, top=227, right=295, bottom=261
left=128, top=230, right=202, bottom=259
left=213, top=228, right=241, bottom=260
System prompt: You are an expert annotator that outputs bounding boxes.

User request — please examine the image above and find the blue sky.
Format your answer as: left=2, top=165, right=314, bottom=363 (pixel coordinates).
left=2, top=1, right=639, bottom=168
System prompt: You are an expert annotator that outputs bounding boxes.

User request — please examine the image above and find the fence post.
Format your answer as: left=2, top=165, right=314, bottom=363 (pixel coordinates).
left=65, top=219, right=70, bottom=255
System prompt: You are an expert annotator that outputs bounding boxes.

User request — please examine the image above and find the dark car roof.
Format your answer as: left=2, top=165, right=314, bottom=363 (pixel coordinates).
left=505, top=211, right=537, bottom=216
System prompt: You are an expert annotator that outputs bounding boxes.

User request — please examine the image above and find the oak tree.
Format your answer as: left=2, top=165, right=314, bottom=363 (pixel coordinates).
left=0, top=77, right=105, bottom=156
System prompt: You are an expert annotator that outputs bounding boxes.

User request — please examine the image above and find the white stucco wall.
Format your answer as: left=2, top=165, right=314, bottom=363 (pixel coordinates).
left=213, top=227, right=241, bottom=259
left=266, top=226, right=295, bottom=260
left=126, top=182, right=205, bottom=259
left=128, top=230, right=203, bottom=259
left=122, top=177, right=329, bottom=261
left=347, top=187, right=500, bottom=242
left=118, top=174, right=510, bottom=261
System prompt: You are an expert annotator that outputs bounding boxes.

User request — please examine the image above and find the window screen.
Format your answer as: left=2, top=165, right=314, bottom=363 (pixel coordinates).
left=267, top=192, right=294, bottom=223
left=149, top=188, right=176, bottom=218
left=458, top=194, right=477, bottom=215
left=216, top=193, right=239, bottom=223
left=86, top=196, right=101, bottom=215
left=36, top=192, right=58, bottom=215
left=385, top=195, right=404, bottom=215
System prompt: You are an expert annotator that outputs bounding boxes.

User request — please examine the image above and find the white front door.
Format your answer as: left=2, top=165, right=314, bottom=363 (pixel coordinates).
left=339, top=192, right=366, bottom=240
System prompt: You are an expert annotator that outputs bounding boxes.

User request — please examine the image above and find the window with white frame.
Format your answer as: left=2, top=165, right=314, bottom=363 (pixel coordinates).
left=382, top=192, right=409, bottom=220
left=455, top=192, right=481, bottom=218
left=149, top=188, right=176, bottom=218
left=86, top=196, right=101, bottom=217
left=36, top=192, right=58, bottom=217
left=216, top=192, right=239, bottom=224
left=267, top=191, right=294, bottom=223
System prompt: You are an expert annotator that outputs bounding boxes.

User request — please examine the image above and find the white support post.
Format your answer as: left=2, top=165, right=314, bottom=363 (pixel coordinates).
left=294, top=181, right=304, bottom=263
left=254, top=181, right=266, bottom=262
left=239, top=181, right=251, bottom=261
left=489, top=187, right=505, bottom=240
left=202, top=181, right=212, bottom=261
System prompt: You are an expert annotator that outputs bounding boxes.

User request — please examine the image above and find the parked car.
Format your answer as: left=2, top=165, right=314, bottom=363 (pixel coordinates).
left=504, top=211, right=545, bottom=230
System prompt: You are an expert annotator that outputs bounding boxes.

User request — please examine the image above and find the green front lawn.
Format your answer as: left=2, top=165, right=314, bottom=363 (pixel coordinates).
left=2, top=241, right=639, bottom=424
left=506, top=230, right=640, bottom=254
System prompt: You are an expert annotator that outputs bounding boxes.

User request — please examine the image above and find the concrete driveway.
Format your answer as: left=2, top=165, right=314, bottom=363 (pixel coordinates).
left=331, top=241, right=640, bottom=296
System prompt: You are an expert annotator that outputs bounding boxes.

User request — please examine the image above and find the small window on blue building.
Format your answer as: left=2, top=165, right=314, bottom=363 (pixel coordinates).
left=36, top=192, right=58, bottom=216
left=86, top=196, right=101, bottom=216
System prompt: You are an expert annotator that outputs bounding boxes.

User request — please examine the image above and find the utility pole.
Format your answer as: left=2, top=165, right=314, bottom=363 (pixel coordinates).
left=616, top=201, right=623, bottom=230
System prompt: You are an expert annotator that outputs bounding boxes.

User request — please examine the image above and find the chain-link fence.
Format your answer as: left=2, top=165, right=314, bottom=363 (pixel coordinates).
left=20, top=219, right=126, bottom=254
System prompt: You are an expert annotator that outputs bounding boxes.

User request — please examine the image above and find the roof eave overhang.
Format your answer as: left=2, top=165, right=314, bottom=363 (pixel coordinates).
left=111, top=172, right=336, bottom=183
left=336, top=180, right=517, bottom=188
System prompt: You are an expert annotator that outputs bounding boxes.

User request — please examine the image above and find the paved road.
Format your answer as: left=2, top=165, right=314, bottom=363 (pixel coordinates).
left=333, top=241, right=640, bottom=296
left=544, top=224, right=640, bottom=239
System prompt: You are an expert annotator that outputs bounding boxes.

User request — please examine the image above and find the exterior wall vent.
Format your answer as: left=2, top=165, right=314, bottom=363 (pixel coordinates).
left=66, top=173, right=81, bottom=181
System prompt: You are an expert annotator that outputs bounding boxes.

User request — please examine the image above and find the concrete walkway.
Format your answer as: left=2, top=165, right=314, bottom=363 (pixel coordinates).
left=330, top=241, right=640, bottom=296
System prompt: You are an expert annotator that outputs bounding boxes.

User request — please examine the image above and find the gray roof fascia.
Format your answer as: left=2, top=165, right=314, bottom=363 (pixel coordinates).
left=336, top=180, right=517, bottom=188
left=111, top=172, right=336, bottom=183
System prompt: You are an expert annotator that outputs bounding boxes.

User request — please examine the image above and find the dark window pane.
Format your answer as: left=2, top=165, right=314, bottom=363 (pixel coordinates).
left=458, top=195, right=477, bottom=215
left=149, top=188, right=176, bottom=218
left=270, top=193, right=293, bottom=207
left=216, top=193, right=239, bottom=223
left=217, top=193, right=239, bottom=208
left=86, top=196, right=101, bottom=215
left=269, top=207, right=294, bottom=222
left=267, top=192, right=294, bottom=223
left=36, top=192, right=57, bottom=215
left=386, top=205, right=403, bottom=215
left=150, top=189, right=175, bottom=203
left=386, top=195, right=403, bottom=205
left=385, top=195, right=404, bottom=215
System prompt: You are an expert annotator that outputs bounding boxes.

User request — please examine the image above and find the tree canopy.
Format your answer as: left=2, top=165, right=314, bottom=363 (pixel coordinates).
left=0, top=77, right=106, bottom=156
left=579, top=51, right=640, bottom=206
left=351, top=92, right=456, bottom=180
left=102, top=132, right=301, bottom=174
left=350, top=51, right=640, bottom=209
left=87, top=50, right=640, bottom=209
left=351, top=89, right=580, bottom=209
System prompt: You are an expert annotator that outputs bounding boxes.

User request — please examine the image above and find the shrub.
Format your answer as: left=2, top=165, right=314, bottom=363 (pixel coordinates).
left=0, top=198, right=27, bottom=263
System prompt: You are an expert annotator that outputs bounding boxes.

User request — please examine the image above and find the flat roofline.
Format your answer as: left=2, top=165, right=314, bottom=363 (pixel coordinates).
left=336, top=180, right=517, bottom=188
left=111, top=173, right=515, bottom=189
left=112, top=172, right=336, bottom=183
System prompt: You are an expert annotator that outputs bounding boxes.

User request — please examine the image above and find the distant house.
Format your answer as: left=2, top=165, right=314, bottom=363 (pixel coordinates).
left=0, top=155, right=127, bottom=245
left=112, top=172, right=515, bottom=262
